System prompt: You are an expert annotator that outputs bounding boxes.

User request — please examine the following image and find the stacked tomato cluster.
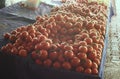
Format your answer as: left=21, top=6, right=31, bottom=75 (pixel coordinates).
left=1, top=1, right=107, bottom=75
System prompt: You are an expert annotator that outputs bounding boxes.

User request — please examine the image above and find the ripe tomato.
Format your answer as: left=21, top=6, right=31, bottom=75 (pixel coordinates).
left=64, top=50, right=74, bottom=59
left=64, top=45, right=73, bottom=51
left=87, top=45, right=93, bottom=52
left=58, top=55, right=65, bottom=63
left=89, top=32, right=97, bottom=37
left=87, top=50, right=97, bottom=60
left=78, top=41, right=87, bottom=46
left=92, top=68, right=98, bottom=75
left=76, top=66, right=84, bottom=72
left=9, top=35, right=16, bottom=42
left=26, top=35, right=33, bottom=42
left=49, top=51, right=58, bottom=60
left=53, top=61, right=61, bottom=69
left=39, top=41, right=51, bottom=50
left=92, top=43, right=98, bottom=51
left=92, top=36, right=99, bottom=43
left=35, top=59, right=42, bottom=65
left=94, top=24, right=101, bottom=30
left=43, top=59, right=52, bottom=67
left=84, top=37, right=93, bottom=45
left=35, top=43, right=41, bottom=50
left=4, top=33, right=11, bottom=39
left=18, top=49, right=27, bottom=57
left=49, top=44, right=58, bottom=51
left=92, top=62, right=98, bottom=69
left=86, top=22, right=94, bottom=29
left=39, top=50, right=48, bottom=60
left=84, top=58, right=92, bottom=68
left=55, top=14, right=63, bottom=21
left=38, top=35, right=47, bottom=42
left=62, top=62, right=71, bottom=70
left=21, top=31, right=29, bottom=37
left=1, top=46, right=7, bottom=53
left=93, top=58, right=100, bottom=65
left=70, top=57, right=80, bottom=67
left=11, top=47, right=18, bottom=55
left=80, top=33, right=89, bottom=40
left=77, top=53, right=87, bottom=59
left=79, top=46, right=88, bottom=53
left=74, top=22, right=82, bottom=28
left=31, top=51, right=38, bottom=59
left=84, top=68, right=92, bottom=74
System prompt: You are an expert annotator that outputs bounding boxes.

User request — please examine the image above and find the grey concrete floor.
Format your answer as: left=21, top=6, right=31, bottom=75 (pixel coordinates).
left=104, top=0, right=120, bottom=79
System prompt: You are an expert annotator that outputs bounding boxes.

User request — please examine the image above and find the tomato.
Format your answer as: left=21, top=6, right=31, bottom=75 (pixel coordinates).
left=48, top=17, right=55, bottom=23
left=1, top=46, right=7, bottom=53
left=87, top=50, right=97, bottom=60
left=43, top=59, right=52, bottom=67
left=31, top=51, right=38, bottom=59
left=26, top=35, right=33, bottom=42
left=35, top=59, right=42, bottom=65
left=79, top=46, right=88, bottom=53
left=49, top=51, right=58, bottom=60
left=9, top=35, right=16, bottom=42
left=77, top=52, right=87, bottom=59
left=38, top=35, right=47, bottom=42
left=27, top=25, right=35, bottom=31
left=87, top=45, right=93, bottom=52
left=81, top=58, right=92, bottom=68
left=40, top=41, right=51, bottom=50
left=17, top=45, right=24, bottom=51
left=99, top=39, right=104, bottom=47
left=4, top=33, right=11, bottom=39
left=32, top=37, right=39, bottom=45
left=76, top=66, right=84, bottom=72
left=18, top=49, right=27, bottom=57
left=92, top=68, right=98, bottom=75
left=58, top=55, right=65, bottom=63
left=98, top=44, right=103, bottom=49
left=6, top=43, right=13, bottom=49
left=84, top=37, right=93, bottom=45
left=80, top=33, right=89, bottom=40
left=64, top=50, right=74, bottom=59
left=93, top=58, right=100, bottom=65
left=92, top=43, right=98, bottom=51
left=86, top=22, right=94, bottom=29
left=35, top=43, right=41, bottom=50
left=28, top=29, right=36, bottom=34
left=53, top=61, right=61, bottom=69
left=55, top=14, right=63, bottom=21
left=46, top=24, right=53, bottom=29
left=84, top=68, right=92, bottom=74
left=11, top=47, right=18, bottom=55
left=21, top=31, right=29, bottom=37
left=89, top=32, right=97, bottom=38
left=65, top=22, right=73, bottom=29
left=92, top=36, right=99, bottom=43
left=20, top=26, right=27, bottom=31
left=30, top=33, right=36, bottom=38
left=39, top=50, right=48, bottom=60
left=94, top=24, right=101, bottom=30
left=70, top=57, right=80, bottom=67
left=92, top=62, right=98, bottom=69
left=64, top=45, right=73, bottom=50
left=75, top=22, right=83, bottom=28
left=62, top=62, right=71, bottom=70
left=78, top=41, right=87, bottom=46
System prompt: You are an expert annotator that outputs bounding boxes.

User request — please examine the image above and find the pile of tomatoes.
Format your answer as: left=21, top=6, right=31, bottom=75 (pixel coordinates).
left=0, top=1, right=107, bottom=75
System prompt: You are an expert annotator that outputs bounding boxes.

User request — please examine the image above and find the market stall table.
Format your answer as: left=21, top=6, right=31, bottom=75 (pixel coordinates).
left=0, top=1, right=113, bottom=79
